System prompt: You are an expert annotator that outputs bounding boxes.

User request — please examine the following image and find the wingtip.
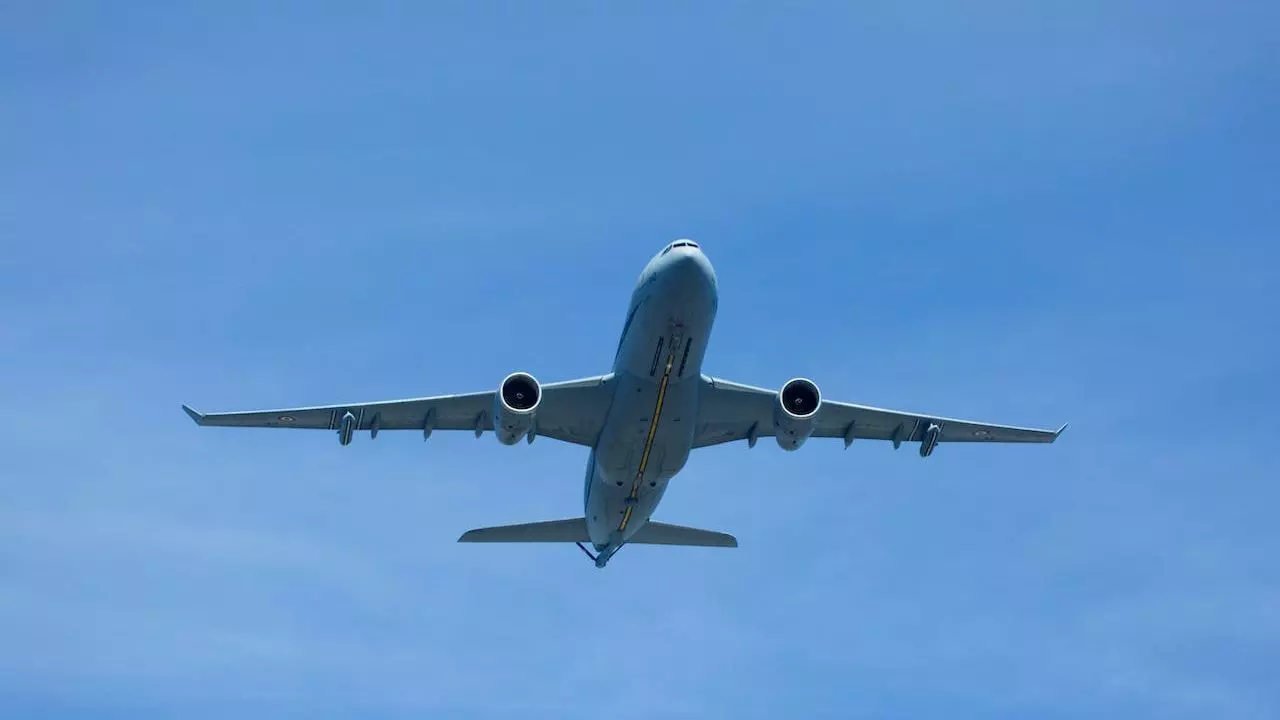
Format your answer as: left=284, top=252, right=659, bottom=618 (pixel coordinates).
left=181, top=404, right=205, bottom=425
left=1054, top=422, right=1070, bottom=439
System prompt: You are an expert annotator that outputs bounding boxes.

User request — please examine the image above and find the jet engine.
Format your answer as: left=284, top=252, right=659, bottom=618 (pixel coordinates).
left=919, top=423, right=941, bottom=457
left=773, top=377, right=822, bottom=451
left=493, top=372, right=541, bottom=445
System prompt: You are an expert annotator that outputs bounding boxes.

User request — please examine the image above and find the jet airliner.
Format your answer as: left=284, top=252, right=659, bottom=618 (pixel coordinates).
left=183, top=241, right=1066, bottom=568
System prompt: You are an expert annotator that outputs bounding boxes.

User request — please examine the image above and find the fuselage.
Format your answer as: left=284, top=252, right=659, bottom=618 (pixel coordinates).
left=583, top=240, right=718, bottom=559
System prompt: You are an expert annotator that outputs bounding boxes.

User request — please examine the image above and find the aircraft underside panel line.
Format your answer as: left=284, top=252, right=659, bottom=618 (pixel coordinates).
left=619, top=324, right=683, bottom=533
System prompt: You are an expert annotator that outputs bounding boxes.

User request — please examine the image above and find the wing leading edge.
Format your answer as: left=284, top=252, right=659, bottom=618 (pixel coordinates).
left=693, top=376, right=1066, bottom=451
left=182, top=374, right=615, bottom=447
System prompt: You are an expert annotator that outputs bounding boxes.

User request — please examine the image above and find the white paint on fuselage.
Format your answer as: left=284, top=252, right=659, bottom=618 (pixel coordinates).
left=584, top=242, right=719, bottom=556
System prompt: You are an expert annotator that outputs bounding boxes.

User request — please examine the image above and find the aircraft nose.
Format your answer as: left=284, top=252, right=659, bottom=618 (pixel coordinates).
left=663, top=243, right=717, bottom=296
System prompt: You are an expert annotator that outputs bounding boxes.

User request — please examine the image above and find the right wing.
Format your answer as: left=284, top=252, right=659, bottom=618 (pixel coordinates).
left=182, top=374, right=615, bottom=447
left=694, top=376, right=1065, bottom=450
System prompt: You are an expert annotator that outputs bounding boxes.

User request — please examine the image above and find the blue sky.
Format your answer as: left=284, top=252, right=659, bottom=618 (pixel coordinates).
left=2, top=2, right=1278, bottom=718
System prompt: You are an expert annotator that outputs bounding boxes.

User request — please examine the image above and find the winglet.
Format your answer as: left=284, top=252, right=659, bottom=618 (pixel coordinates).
left=181, top=404, right=206, bottom=426
left=1053, top=422, right=1070, bottom=439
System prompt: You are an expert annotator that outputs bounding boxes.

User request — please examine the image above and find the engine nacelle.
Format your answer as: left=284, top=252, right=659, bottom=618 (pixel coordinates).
left=773, top=377, right=822, bottom=451
left=337, top=410, right=355, bottom=446
left=493, top=372, right=541, bottom=445
left=920, top=423, right=941, bottom=457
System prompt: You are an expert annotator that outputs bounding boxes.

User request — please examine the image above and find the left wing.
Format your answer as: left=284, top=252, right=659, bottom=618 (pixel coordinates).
left=182, top=374, right=615, bottom=447
left=694, top=376, right=1065, bottom=452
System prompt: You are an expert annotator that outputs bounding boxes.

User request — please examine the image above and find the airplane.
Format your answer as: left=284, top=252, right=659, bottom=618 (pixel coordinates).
left=182, top=240, right=1066, bottom=568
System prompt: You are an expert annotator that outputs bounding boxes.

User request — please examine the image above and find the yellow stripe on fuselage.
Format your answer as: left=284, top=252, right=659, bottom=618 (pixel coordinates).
left=619, top=344, right=677, bottom=532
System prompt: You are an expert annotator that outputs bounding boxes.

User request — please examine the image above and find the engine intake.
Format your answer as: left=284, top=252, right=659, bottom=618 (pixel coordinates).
left=773, top=377, right=822, bottom=451
left=493, top=372, right=541, bottom=445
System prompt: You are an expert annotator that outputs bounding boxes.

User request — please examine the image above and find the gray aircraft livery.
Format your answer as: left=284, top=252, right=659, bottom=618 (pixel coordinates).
left=183, top=240, right=1066, bottom=568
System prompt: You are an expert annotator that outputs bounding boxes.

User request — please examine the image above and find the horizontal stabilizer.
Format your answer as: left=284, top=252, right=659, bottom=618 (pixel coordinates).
left=458, top=518, right=588, bottom=543
left=630, top=521, right=738, bottom=548
left=457, top=518, right=737, bottom=548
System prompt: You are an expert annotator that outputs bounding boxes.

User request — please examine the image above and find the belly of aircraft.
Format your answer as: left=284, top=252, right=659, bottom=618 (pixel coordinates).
left=586, top=373, right=697, bottom=546
left=588, top=291, right=710, bottom=547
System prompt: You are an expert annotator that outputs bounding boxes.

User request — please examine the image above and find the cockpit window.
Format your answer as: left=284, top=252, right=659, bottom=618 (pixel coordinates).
left=661, top=240, right=700, bottom=255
